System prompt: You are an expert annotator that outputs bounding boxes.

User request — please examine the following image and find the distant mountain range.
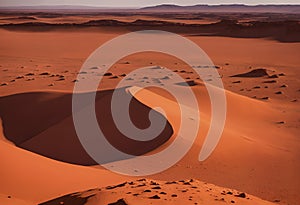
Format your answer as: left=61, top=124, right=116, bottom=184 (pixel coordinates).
left=141, top=4, right=300, bottom=13
left=0, top=4, right=299, bottom=14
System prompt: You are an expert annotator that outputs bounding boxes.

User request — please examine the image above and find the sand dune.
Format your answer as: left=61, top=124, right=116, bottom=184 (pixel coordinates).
left=1, top=82, right=298, bottom=204
left=0, top=12, right=299, bottom=205
left=0, top=88, right=173, bottom=165
left=0, top=120, right=130, bottom=204
left=1, top=18, right=299, bottom=42
left=40, top=179, right=276, bottom=205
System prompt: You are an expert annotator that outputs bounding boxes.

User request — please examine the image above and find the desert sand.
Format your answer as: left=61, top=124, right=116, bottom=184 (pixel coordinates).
left=0, top=10, right=299, bottom=205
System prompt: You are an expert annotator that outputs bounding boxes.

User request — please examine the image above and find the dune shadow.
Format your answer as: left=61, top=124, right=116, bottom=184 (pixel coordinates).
left=0, top=87, right=173, bottom=165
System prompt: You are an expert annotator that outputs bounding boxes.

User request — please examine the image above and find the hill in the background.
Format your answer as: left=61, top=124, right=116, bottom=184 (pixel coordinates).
left=140, top=4, right=300, bottom=13
left=0, top=4, right=300, bottom=13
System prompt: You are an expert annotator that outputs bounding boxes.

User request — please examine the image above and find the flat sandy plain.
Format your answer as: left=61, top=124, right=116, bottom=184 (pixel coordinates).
left=0, top=11, right=299, bottom=205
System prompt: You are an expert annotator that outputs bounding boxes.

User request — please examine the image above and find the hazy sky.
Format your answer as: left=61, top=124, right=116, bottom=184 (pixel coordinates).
left=0, top=0, right=299, bottom=7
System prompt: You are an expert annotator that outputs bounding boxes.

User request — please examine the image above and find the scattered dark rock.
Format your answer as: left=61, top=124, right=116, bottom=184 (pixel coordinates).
left=183, top=182, right=191, bottom=185
left=110, top=76, right=119, bottom=79
left=232, top=80, right=241, bottom=84
left=0, top=82, right=8, bottom=86
left=231, top=200, right=235, bottom=203
left=278, top=73, right=285, bottom=76
left=291, top=99, right=298, bottom=102
left=151, top=66, right=162, bottom=70
left=275, top=91, right=283, bottom=94
left=136, top=183, right=146, bottom=187
left=144, top=189, right=151, bottom=193
left=160, top=192, right=167, bottom=195
left=106, top=182, right=127, bottom=190
left=152, top=78, right=162, bottom=84
left=152, top=186, right=161, bottom=190
left=119, top=74, right=126, bottom=77
left=103, top=72, right=113, bottom=76
left=165, top=181, right=177, bottom=184
left=161, top=76, right=170, bottom=80
left=235, top=193, right=246, bottom=198
left=268, top=74, right=279, bottom=79
left=56, top=77, right=65, bottom=81
left=263, top=80, right=277, bottom=84
left=16, top=76, right=24, bottom=79
left=253, top=86, right=261, bottom=89
left=72, top=79, right=79, bottom=83
left=10, top=79, right=15, bottom=82
left=137, top=179, right=146, bottom=182
left=149, top=195, right=160, bottom=199
left=150, top=181, right=159, bottom=185
left=108, top=198, right=128, bottom=205
left=48, top=83, right=54, bottom=86
left=276, top=121, right=285, bottom=124
left=171, top=194, right=178, bottom=197
left=79, top=71, right=88, bottom=74
left=280, top=84, right=287, bottom=88
left=26, top=78, right=35, bottom=81
left=25, top=73, right=35, bottom=76
left=227, top=191, right=233, bottom=195
left=176, top=80, right=198, bottom=87
left=90, top=66, right=98, bottom=70
left=230, top=68, right=268, bottom=78
left=40, top=72, right=50, bottom=76
left=261, top=97, right=269, bottom=100
left=274, top=199, right=281, bottom=203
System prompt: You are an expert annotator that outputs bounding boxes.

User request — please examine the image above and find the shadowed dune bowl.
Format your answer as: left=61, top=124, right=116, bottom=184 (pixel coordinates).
left=0, top=87, right=173, bottom=165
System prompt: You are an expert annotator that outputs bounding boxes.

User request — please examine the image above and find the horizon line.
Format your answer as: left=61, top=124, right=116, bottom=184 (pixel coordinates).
left=0, top=3, right=300, bottom=9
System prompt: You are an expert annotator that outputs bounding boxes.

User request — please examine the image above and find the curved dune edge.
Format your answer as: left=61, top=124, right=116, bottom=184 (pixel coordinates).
left=0, top=84, right=299, bottom=204
left=127, top=84, right=299, bottom=205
